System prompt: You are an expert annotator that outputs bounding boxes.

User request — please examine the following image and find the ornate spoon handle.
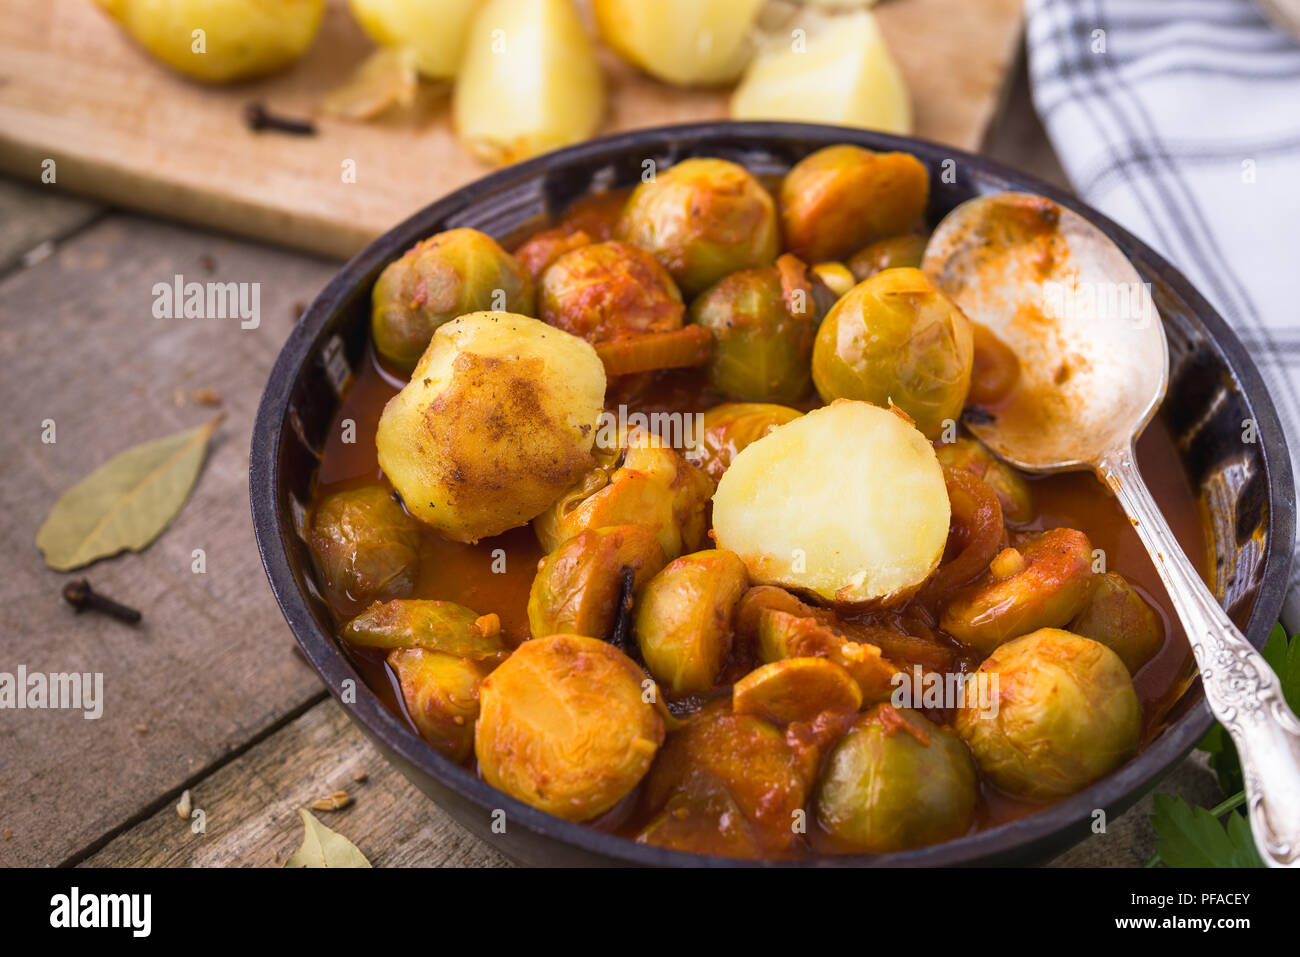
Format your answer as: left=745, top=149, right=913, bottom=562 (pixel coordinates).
left=1099, top=445, right=1300, bottom=867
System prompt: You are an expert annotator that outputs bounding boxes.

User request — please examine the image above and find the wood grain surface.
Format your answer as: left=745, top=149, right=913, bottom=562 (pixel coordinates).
left=0, top=0, right=1023, bottom=258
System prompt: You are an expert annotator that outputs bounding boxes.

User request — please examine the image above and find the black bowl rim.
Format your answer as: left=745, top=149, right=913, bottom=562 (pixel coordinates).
left=251, top=120, right=1295, bottom=867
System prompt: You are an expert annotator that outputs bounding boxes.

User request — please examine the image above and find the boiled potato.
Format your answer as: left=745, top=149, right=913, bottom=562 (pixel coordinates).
left=94, top=0, right=325, bottom=83
left=712, top=400, right=950, bottom=605
left=376, top=312, right=605, bottom=543
left=731, top=9, right=911, bottom=134
left=593, top=0, right=765, bottom=87
left=389, top=648, right=485, bottom=761
left=453, top=0, right=604, bottom=165
left=475, top=634, right=664, bottom=820
left=348, top=0, right=482, bottom=79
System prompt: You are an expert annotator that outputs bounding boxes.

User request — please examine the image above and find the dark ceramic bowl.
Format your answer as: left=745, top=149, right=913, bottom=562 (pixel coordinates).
left=251, top=122, right=1294, bottom=867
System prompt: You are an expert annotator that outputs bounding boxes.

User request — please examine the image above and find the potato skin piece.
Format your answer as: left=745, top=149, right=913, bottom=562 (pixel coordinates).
left=475, top=634, right=664, bottom=821
left=376, top=312, right=605, bottom=543
left=389, top=648, right=485, bottom=762
left=635, top=550, right=750, bottom=695
left=527, top=525, right=667, bottom=639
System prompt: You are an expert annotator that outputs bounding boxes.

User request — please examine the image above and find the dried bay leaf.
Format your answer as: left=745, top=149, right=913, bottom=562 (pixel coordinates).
left=283, top=809, right=372, bottom=868
left=36, top=416, right=222, bottom=571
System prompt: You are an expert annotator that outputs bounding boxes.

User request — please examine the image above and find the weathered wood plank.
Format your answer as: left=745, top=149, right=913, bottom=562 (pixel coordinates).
left=0, top=213, right=337, bottom=866
left=0, top=176, right=102, bottom=273
left=83, top=697, right=510, bottom=868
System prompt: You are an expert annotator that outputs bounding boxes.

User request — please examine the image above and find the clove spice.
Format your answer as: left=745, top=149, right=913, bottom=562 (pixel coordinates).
left=243, top=102, right=317, bottom=136
left=62, top=579, right=142, bottom=624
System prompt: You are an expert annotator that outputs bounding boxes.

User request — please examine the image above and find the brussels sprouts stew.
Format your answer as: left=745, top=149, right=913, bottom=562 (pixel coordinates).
left=305, top=146, right=1210, bottom=860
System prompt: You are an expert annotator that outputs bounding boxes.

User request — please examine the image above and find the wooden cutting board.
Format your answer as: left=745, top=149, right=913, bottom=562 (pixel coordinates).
left=0, top=0, right=1023, bottom=259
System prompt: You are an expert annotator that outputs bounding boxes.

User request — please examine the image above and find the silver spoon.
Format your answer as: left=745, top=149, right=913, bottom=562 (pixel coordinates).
left=922, top=190, right=1300, bottom=868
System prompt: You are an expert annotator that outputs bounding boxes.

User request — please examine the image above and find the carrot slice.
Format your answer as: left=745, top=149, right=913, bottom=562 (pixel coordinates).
left=594, top=326, right=713, bottom=377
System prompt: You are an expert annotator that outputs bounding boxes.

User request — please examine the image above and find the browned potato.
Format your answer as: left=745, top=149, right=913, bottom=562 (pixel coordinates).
left=780, top=145, right=929, bottom=263
left=342, top=599, right=506, bottom=661
left=635, top=550, right=749, bottom=695
left=389, top=648, right=486, bottom=762
left=527, top=525, right=667, bottom=638
left=376, top=312, right=606, bottom=543
left=733, top=657, right=862, bottom=724
left=475, top=634, right=664, bottom=820
left=535, top=427, right=714, bottom=560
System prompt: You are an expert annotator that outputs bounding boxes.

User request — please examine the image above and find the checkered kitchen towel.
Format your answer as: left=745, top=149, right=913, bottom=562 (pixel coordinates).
left=1025, top=0, right=1300, bottom=628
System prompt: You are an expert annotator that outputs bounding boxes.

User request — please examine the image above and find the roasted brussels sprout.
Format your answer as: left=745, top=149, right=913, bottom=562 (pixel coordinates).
left=955, top=629, right=1140, bottom=800
left=388, top=648, right=485, bottom=761
left=638, top=709, right=809, bottom=856
left=812, top=268, right=974, bottom=439
left=713, top=400, right=951, bottom=605
left=376, top=312, right=605, bottom=543
left=535, top=427, right=714, bottom=560
left=342, top=599, right=505, bottom=661
left=756, top=609, right=899, bottom=704
left=1069, top=573, right=1165, bottom=674
left=935, top=437, right=1033, bottom=525
left=616, top=158, right=779, bottom=295
left=635, top=550, right=749, bottom=694
left=528, top=525, right=667, bottom=639
left=309, top=486, right=421, bottom=605
left=513, top=227, right=592, bottom=282
left=370, top=229, right=535, bottom=370
left=475, top=634, right=665, bottom=820
left=539, top=240, right=685, bottom=343
left=733, top=657, right=862, bottom=724
left=941, top=528, right=1096, bottom=656
left=780, top=146, right=929, bottom=263
left=687, top=402, right=803, bottom=481
left=688, top=256, right=819, bottom=402
left=846, top=234, right=927, bottom=282
left=816, top=704, right=977, bottom=853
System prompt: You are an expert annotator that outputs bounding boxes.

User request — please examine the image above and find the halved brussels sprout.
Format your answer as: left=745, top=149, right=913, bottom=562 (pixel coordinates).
left=371, top=229, right=535, bottom=370
left=713, top=400, right=950, bottom=605
left=1069, top=573, right=1165, bottom=674
left=535, top=427, right=713, bottom=560
left=846, top=234, right=927, bottom=282
left=475, top=634, right=664, bottom=820
left=635, top=549, right=749, bottom=694
left=733, top=657, right=862, bottom=724
left=688, top=255, right=818, bottom=402
left=616, top=158, right=779, bottom=295
left=527, top=524, right=667, bottom=639
left=756, top=608, right=899, bottom=704
left=686, top=402, right=803, bottom=482
left=941, top=528, right=1095, bottom=656
left=389, top=648, right=485, bottom=762
left=342, top=599, right=505, bottom=661
left=816, top=704, right=977, bottom=853
left=955, top=628, right=1140, bottom=800
left=308, top=486, right=421, bottom=605
left=539, top=240, right=685, bottom=343
left=638, top=709, right=809, bottom=856
left=780, top=146, right=929, bottom=263
left=934, top=436, right=1033, bottom=525
left=812, top=267, right=974, bottom=439
left=376, top=312, right=605, bottom=543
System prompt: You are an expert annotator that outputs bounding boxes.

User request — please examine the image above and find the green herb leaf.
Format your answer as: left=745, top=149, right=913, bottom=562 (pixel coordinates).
left=35, top=416, right=221, bottom=571
left=283, top=809, right=371, bottom=868
left=1150, top=793, right=1262, bottom=868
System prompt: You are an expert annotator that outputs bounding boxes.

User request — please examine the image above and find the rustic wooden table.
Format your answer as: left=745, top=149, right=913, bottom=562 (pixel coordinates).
left=0, top=52, right=1225, bottom=868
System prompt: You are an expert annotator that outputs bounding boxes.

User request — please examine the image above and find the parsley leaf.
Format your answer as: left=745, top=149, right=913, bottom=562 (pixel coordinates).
left=1150, top=793, right=1263, bottom=868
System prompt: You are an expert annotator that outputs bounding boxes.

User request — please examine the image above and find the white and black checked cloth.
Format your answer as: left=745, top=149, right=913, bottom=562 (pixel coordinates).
left=1026, top=0, right=1300, bottom=628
